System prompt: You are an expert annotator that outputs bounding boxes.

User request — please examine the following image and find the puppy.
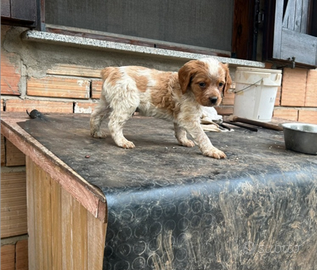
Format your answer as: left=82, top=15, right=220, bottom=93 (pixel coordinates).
left=90, top=57, right=232, bottom=159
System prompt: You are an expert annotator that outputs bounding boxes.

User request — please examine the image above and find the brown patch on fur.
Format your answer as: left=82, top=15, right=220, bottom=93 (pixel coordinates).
left=150, top=72, right=180, bottom=117
left=178, top=60, right=210, bottom=94
left=125, top=66, right=150, bottom=92
left=101, top=67, right=122, bottom=86
left=135, top=76, right=148, bottom=92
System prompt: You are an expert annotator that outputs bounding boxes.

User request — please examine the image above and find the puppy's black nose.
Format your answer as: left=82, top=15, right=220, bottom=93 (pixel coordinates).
left=210, top=97, right=218, bottom=105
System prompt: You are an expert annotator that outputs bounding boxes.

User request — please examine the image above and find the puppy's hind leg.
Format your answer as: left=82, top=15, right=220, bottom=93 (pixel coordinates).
left=108, top=106, right=137, bottom=149
left=90, top=95, right=110, bottom=138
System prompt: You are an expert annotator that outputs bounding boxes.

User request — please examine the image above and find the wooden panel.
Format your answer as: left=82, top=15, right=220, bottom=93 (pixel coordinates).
left=5, top=99, right=73, bottom=113
left=47, top=64, right=101, bottom=78
left=26, top=157, right=36, bottom=270
left=1, top=168, right=27, bottom=238
left=1, top=135, right=6, bottom=166
left=6, top=139, right=26, bottom=166
left=282, top=0, right=310, bottom=33
left=280, top=28, right=317, bottom=66
left=27, top=76, right=90, bottom=99
left=26, top=156, right=107, bottom=270
left=1, top=245, right=15, bottom=270
left=16, top=239, right=29, bottom=270
left=51, top=175, right=62, bottom=270
left=231, top=0, right=255, bottom=60
left=1, top=113, right=107, bottom=222
left=264, top=0, right=317, bottom=67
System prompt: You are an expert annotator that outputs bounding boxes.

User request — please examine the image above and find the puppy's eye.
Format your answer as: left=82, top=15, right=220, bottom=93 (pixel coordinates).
left=219, top=82, right=224, bottom=87
left=199, top=82, right=206, bottom=88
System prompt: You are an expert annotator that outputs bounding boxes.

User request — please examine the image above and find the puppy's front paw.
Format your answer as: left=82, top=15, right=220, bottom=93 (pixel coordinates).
left=120, top=140, right=135, bottom=149
left=179, top=139, right=195, bottom=148
left=203, top=148, right=226, bottom=159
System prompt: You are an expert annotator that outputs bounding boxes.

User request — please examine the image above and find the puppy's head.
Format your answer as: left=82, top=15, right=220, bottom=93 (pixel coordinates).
left=178, top=58, right=232, bottom=107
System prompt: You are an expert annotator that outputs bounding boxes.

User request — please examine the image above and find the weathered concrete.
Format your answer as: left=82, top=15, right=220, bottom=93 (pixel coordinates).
left=2, top=25, right=265, bottom=82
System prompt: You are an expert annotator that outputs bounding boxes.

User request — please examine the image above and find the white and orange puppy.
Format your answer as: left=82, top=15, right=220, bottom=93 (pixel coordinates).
left=90, top=58, right=232, bottom=159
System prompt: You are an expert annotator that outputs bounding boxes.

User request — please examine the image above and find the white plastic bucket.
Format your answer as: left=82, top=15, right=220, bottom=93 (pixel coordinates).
left=233, top=67, right=282, bottom=122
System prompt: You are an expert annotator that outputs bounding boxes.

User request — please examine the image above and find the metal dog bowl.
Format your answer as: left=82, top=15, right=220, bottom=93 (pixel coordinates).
left=281, top=123, right=317, bottom=155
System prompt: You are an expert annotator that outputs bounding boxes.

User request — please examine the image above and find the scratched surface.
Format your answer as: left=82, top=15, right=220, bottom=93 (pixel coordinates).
left=19, top=114, right=317, bottom=270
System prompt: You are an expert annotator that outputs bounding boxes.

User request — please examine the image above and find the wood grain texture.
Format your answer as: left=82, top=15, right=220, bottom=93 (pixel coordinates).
left=5, top=139, right=25, bottom=166
left=1, top=113, right=106, bottom=222
left=1, top=245, right=15, bottom=270
left=1, top=169, right=27, bottom=238
left=16, top=239, right=28, bottom=270
left=26, top=156, right=107, bottom=270
left=1, top=135, right=6, bottom=166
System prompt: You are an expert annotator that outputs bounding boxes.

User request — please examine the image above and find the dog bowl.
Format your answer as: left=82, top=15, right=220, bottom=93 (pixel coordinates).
left=281, top=123, right=317, bottom=155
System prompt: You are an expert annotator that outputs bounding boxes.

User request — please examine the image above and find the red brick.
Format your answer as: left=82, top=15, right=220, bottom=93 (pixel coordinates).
left=222, top=91, right=234, bottom=105
left=1, top=54, right=21, bottom=96
left=27, top=76, right=90, bottom=99
left=298, top=110, right=317, bottom=124
left=305, top=69, right=317, bottom=107
left=91, top=79, right=102, bottom=99
left=47, top=64, right=101, bottom=78
left=6, top=99, right=73, bottom=113
left=281, top=68, right=307, bottom=106
left=273, top=108, right=298, bottom=121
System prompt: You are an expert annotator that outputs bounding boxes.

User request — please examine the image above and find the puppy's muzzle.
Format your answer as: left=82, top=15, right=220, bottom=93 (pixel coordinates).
left=209, top=96, right=218, bottom=105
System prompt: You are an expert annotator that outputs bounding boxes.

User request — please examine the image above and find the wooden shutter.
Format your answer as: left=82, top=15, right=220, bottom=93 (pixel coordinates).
left=264, top=0, right=317, bottom=67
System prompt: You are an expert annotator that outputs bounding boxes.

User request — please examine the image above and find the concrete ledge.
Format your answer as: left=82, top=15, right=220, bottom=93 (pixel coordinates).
left=22, top=30, right=265, bottom=68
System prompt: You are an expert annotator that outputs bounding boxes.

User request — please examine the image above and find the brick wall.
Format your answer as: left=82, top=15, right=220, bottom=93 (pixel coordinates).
left=273, top=68, right=317, bottom=124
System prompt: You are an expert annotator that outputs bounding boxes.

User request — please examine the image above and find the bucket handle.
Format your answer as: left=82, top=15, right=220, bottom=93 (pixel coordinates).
left=233, top=79, right=263, bottom=94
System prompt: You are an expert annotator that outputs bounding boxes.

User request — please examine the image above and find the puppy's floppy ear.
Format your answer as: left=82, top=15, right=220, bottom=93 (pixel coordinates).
left=221, top=63, right=232, bottom=93
left=178, top=60, right=197, bottom=94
